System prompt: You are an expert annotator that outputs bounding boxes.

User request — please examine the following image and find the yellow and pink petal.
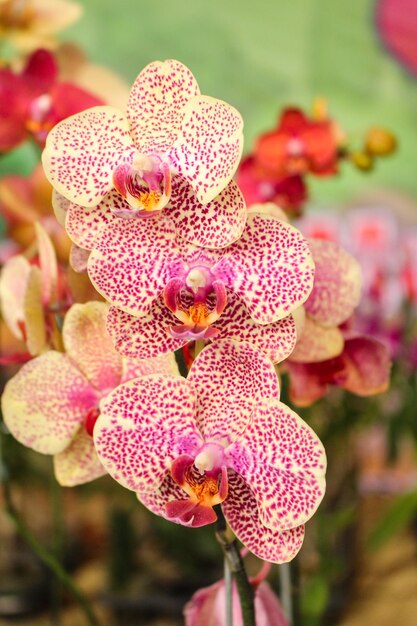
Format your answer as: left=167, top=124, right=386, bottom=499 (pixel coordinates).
left=94, top=376, right=202, bottom=493
left=127, top=59, right=200, bottom=155
left=305, top=239, right=362, bottom=327
left=1, top=351, right=98, bottom=455
left=42, top=106, right=134, bottom=206
left=222, top=472, right=305, bottom=563
left=188, top=341, right=280, bottom=443
left=53, top=426, right=107, bottom=486
left=227, top=401, right=326, bottom=531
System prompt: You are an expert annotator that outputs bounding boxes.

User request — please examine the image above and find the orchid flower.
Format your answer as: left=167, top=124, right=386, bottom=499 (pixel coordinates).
left=93, top=340, right=326, bottom=563
left=236, top=156, right=307, bottom=217
left=0, top=221, right=64, bottom=356
left=254, top=107, right=340, bottom=178
left=1, top=301, right=179, bottom=486
left=288, top=238, right=362, bottom=364
left=81, top=212, right=314, bottom=363
left=285, top=331, right=391, bottom=406
left=0, top=0, right=82, bottom=51
left=184, top=559, right=289, bottom=626
left=0, top=48, right=104, bottom=152
left=42, top=59, right=246, bottom=248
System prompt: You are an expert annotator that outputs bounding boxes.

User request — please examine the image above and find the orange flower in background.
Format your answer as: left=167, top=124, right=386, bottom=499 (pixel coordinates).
left=0, top=0, right=82, bottom=51
left=254, top=107, right=341, bottom=178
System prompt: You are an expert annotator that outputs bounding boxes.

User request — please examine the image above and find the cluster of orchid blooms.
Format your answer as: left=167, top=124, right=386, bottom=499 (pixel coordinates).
left=0, top=6, right=396, bottom=622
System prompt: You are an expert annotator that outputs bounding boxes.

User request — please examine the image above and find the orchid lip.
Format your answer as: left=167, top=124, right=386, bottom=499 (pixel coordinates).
left=112, top=152, right=172, bottom=215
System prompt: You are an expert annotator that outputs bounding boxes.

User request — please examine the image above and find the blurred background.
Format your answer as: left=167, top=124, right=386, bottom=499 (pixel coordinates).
left=1, top=0, right=417, bottom=625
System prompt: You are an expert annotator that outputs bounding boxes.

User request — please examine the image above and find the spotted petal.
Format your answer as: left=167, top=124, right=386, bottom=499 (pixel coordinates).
left=94, top=376, right=202, bottom=493
left=87, top=215, right=181, bottom=316
left=127, top=59, right=200, bottom=154
left=188, top=341, right=280, bottom=443
left=170, top=95, right=244, bottom=204
left=1, top=352, right=98, bottom=455
left=213, top=292, right=297, bottom=364
left=165, top=177, right=247, bottom=248
left=289, top=316, right=344, bottom=363
left=227, top=400, right=326, bottom=531
left=305, top=239, right=362, bottom=327
left=52, top=190, right=70, bottom=227
left=42, top=106, right=134, bottom=207
left=222, top=472, right=305, bottom=563
left=107, top=299, right=186, bottom=359
left=63, top=302, right=122, bottom=391
left=65, top=191, right=117, bottom=250
left=122, top=352, right=180, bottom=381
left=217, top=215, right=315, bottom=324
left=53, top=426, right=107, bottom=487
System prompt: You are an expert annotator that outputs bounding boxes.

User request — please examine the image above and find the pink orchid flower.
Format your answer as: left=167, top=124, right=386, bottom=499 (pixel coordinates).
left=184, top=560, right=289, bottom=626
left=93, top=340, right=326, bottom=563
left=0, top=48, right=103, bottom=152
left=288, top=238, right=362, bottom=364
left=42, top=59, right=246, bottom=248
left=1, top=301, right=179, bottom=486
left=82, top=212, right=314, bottom=363
left=0, top=221, right=66, bottom=356
left=285, top=331, right=391, bottom=406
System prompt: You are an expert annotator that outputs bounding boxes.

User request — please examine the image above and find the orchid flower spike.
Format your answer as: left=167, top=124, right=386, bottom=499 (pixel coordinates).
left=42, top=59, right=246, bottom=248
left=1, top=301, right=179, bottom=486
left=93, top=340, right=326, bottom=563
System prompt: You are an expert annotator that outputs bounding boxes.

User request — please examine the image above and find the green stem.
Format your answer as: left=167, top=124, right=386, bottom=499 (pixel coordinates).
left=279, top=563, right=293, bottom=624
left=215, top=509, right=256, bottom=626
left=224, top=555, right=233, bottom=626
left=0, top=436, right=101, bottom=626
left=50, top=469, right=64, bottom=626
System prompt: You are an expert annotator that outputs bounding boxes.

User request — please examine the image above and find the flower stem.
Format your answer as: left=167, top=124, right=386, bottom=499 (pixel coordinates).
left=224, top=555, right=233, bottom=626
left=0, top=433, right=101, bottom=626
left=215, top=508, right=256, bottom=626
left=279, top=562, right=293, bottom=624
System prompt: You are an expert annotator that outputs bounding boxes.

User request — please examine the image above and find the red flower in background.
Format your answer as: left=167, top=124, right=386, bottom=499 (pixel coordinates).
left=376, top=0, right=417, bottom=78
left=254, top=108, right=340, bottom=178
left=236, top=156, right=307, bottom=216
left=0, top=48, right=103, bottom=152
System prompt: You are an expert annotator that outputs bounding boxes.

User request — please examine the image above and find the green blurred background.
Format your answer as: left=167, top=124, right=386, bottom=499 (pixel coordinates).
left=3, top=0, right=417, bottom=205
left=65, top=0, right=416, bottom=204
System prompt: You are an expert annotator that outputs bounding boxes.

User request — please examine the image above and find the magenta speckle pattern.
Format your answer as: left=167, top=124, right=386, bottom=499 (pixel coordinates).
left=1, top=351, right=98, bottom=455
left=107, top=298, right=186, bottom=359
left=65, top=191, right=118, bottom=251
left=87, top=216, right=180, bottom=316
left=53, top=426, right=107, bottom=487
left=127, top=59, right=200, bottom=154
left=170, top=95, right=244, bottom=204
left=165, top=176, right=247, bottom=249
left=213, top=291, right=297, bottom=364
left=228, top=400, right=326, bottom=530
left=94, top=376, right=203, bottom=492
left=289, top=316, right=344, bottom=363
left=305, top=239, right=362, bottom=327
left=222, top=471, right=306, bottom=563
left=217, top=215, right=315, bottom=324
left=187, top=340, right=280, bottom=442
left=42, top=106, right=134, bottom=206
